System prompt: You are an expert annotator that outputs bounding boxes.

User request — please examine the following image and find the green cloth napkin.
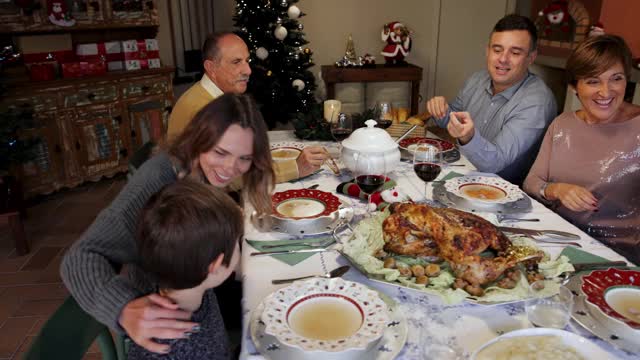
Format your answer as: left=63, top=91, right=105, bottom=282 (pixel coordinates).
left=560, top=247, right=639, bottom=275
left=245, top=237, right=332, bottom=266
left=440, top=171, right=464, bottom=181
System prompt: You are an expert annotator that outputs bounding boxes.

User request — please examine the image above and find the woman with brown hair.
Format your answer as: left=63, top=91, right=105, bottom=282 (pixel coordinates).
left=523, top=35, right=640, bottom=263
left=61, top=93, right=274, bottom=354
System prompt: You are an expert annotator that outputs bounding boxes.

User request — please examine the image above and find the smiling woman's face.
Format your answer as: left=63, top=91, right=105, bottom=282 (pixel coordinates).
left=575, top=62, right=627, bottom=124
left=198, top=124, right=254, bottom=187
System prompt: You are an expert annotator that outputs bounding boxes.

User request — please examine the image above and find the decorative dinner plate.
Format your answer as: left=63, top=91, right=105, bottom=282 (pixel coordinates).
left=471, top=328, right=611, bottom=360
left=270, top=141, right=305, bottom=161
left=432, top=183, right=532, bottom=214
left=444, top=176, right=524, bottom=204
left=398, top=137, right=456, bottom=152
left=582, top=268, right=640, bottom=333
left=261, top=278, right=390, bottom=352
left=566, top=274, right=640, bottom=353
left=250, top=286, right=408, bottom=360
left=272, top=189, right=341, bottom=219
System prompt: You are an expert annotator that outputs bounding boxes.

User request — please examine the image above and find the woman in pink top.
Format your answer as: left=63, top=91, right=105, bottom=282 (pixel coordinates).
left=524, top=35, right=640, bottom=263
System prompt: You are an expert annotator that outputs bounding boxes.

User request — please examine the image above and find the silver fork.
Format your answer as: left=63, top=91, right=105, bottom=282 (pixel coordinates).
left=260, top=237, right=335, bottom=249
left=497, top=214, right=540, bottom=223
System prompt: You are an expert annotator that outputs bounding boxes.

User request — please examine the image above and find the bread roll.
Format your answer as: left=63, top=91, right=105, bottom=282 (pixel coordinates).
left=397, top=107, right=409, bottom=123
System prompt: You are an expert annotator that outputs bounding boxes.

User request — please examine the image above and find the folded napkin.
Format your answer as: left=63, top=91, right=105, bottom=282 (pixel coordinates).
left=245, top=237, right=333, bottom=266
left=560, top=247, right=639, bottom=275
left=439, top=171, right=464, bottom=182
left=336, top=177, right=400, bottom=211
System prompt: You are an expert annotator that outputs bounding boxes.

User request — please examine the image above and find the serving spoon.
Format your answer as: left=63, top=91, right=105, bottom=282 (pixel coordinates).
left=271, top=265, right=350, bottom=284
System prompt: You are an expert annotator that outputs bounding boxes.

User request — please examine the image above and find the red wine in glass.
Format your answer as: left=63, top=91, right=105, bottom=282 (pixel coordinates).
left=356, top=175, right=385, bottom=194
left=331, top=128, right=352, bottom=141
left=376, top=119, right=393, bottom=129
left=414, top=163, right=441, bottom=182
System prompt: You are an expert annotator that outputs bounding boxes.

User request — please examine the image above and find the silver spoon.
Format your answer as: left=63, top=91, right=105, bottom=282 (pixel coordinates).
left=271, top=265, right=350, bottom=284
left=534, top=238, right=582, bottom=248
left=497, top=214, right=540, bottom=223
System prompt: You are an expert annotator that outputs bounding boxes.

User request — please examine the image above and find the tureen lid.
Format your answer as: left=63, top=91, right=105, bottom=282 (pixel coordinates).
left=342, top=119, right=398, bottom=152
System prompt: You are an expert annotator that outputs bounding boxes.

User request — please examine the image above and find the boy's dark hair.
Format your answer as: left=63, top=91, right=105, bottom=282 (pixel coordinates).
left=137, top=179, right=243, bottom=290
left=492, top=14, right=538, bottom=52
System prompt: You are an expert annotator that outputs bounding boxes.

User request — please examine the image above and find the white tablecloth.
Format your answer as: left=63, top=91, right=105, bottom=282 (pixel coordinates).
left=239, top=131, right=634, bottom=359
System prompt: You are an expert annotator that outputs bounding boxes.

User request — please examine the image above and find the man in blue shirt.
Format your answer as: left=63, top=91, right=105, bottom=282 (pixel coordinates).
left=427, top=14, right=557, bottom=185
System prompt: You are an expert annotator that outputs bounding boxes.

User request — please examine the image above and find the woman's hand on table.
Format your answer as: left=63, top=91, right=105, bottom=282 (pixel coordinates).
left=297, top=146, right=329, bottom=177
left=118, top=294, right=196, bottom=354
left=546, top=182, right=598, bottom=212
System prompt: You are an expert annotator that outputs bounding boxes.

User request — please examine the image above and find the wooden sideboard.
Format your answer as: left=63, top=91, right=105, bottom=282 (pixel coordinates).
left=0, top=0, right=159, bottom=33
left=321, top=64, right=423, bottom=115
left=1, top=67, right=174, bottom=197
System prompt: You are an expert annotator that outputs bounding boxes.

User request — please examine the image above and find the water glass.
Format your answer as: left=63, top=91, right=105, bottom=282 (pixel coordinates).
left=525, top=281, right=573, bottom=329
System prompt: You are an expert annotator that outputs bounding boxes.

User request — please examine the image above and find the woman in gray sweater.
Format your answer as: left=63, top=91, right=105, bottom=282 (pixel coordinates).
left=61, top=94, right=274, bottom=354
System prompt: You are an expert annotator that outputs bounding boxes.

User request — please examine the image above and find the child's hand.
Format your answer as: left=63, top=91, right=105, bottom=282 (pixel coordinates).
left=119, top=294, right=197, bottom=354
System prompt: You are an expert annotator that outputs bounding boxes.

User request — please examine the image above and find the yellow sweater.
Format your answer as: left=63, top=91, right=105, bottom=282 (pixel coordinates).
left=166, top=81, right=299, bottom=183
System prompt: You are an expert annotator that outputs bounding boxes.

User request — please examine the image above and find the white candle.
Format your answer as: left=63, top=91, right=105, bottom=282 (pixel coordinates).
left=323, top=100, right=342, bottom=123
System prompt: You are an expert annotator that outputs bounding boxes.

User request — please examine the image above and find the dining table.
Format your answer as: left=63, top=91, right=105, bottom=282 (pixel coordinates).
left=239, top=130, right=636, bottom=360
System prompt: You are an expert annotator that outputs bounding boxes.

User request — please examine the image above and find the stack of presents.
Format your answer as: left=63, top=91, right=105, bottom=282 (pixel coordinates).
left=20, top=34, right=161, bottom=81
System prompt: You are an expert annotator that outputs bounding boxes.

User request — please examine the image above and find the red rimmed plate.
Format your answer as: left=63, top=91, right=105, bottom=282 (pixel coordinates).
left=398, top=137, right=456, bottom=152
left=272, top=189, right=341, bottom=219
left=582, top=268, right=640, bottom=330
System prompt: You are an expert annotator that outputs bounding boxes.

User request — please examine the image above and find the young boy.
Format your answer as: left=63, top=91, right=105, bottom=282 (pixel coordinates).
left=126, top=179, right=243, bottom=359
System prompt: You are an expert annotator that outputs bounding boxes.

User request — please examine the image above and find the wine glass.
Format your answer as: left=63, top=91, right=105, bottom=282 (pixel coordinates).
left=354, top=152, right=387, bottom=215
left=413, top=141, right=443, bottom=201
left=375, top=101, right=393, bottom=129
left=331, top=113, right=353, bottom=143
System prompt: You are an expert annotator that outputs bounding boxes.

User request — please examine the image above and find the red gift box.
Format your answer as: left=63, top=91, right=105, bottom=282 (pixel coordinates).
left=76, top=42, right=125, bottom=71
left=122, top=39, right=161, bottom=70
left=29, top=63, right=56, bottom=81
left=61, top=60, right=107, bottom=78
left=22, top=50, right=75, bottom=64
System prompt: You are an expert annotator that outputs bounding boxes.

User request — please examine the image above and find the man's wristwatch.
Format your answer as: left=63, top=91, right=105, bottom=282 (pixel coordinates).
left=539, top=182, right=549, bottom=200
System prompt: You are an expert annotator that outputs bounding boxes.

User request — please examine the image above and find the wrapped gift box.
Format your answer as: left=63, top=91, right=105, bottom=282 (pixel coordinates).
left=122, top=39, right=161, bottom=70
left=76, top=41, right=124, bottom=71
left=61, top=60, right=107, bottom=78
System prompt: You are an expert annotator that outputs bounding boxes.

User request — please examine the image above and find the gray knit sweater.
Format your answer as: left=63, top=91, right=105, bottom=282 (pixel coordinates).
left=61, top=152, right=180, bottom=332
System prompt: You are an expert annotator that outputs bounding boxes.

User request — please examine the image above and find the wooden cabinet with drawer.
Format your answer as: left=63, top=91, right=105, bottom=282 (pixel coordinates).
left=15, top=112, right=66, bottom=195
left=70, top=104, right=131, bottom=179
left=2, top=67, right=173, bottom=197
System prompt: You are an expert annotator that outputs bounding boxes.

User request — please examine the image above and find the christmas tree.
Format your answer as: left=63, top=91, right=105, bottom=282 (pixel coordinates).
left=233, top=0, right=317, bottom=129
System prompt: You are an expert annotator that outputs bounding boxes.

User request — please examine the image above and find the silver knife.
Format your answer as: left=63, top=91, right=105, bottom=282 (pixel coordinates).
left=572, top=261, right=628, bottom=272
left=497, top=226, right=581, bottom=240
left=250, top=247, right=329, bottom=257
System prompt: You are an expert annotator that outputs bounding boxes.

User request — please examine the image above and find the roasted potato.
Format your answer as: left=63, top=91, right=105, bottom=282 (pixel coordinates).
left=424, top=263, right=441, bottom=277
left=383, top=257, right=396, bottom=269
left=415, top=275, right=429, bottom=285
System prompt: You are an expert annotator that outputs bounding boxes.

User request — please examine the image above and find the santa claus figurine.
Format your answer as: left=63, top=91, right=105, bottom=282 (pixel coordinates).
left=48, top=0, right=76, bottom=27
left=381, top=21, right=411, bottom=66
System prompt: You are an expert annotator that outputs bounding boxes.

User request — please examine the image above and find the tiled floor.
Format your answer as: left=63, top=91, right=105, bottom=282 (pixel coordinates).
left=0, top=175, right=127, bottom=360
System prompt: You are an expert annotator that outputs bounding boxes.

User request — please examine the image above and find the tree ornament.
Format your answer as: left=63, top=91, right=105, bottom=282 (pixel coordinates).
left=256, top=47, right=269, bottom=60
left=345, top=34, right=357, bottom=62
left=274, top=25, right=288, bottom=40
left=280, top=0, right=288, bottom=7
left=266, top=70, right=273, bottom=76
left=292, top=79, right=305, bottom=91
left=303, top=48, right=311, bottom=54
left=287, top=5, right=300, bottom=19
left=276, top=17, right=282, bottom=25
left=297, top=23, right=304, bottom=30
